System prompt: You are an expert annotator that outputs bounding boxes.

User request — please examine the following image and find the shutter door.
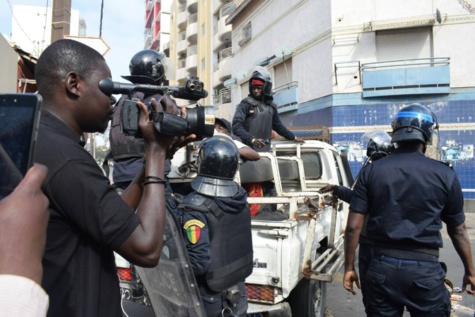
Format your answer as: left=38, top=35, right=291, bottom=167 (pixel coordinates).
left=376, top=27, right=433, bottom=62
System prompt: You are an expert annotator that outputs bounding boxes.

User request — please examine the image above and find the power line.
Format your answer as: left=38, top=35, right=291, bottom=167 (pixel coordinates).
left=99, top=0, right=104, bottom=36
left=5, top=0, right=36, bottom=48
left=41, top=0, right=49, bottom=53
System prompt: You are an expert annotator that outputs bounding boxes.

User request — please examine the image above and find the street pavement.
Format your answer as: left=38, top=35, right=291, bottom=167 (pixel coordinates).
left=326, top=212, right=475, bottom=317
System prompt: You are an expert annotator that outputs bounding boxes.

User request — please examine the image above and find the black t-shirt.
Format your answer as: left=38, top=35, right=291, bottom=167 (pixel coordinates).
left=351, top=147, right=465, bottom=249
left=35, top=111, right=140, bottom=317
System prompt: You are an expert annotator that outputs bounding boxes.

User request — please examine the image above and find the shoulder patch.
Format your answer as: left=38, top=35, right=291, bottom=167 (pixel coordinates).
left=249, top=109, right=255, bottom=114
left=184, top=219, right=206, bottom=245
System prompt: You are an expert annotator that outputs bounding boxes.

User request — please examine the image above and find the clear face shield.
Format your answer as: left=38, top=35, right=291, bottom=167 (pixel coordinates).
left=160, top=55, right=175, bottom=82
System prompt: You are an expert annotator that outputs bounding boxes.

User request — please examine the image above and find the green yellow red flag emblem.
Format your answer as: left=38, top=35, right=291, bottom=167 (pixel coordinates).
left=183, top=219, right=205, bottom=244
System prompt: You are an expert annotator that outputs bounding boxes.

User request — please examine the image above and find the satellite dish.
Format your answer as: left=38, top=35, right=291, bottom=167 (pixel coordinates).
left=274, top=46, right=293, bottom=58
left=435, top=9, right=442, bottom=24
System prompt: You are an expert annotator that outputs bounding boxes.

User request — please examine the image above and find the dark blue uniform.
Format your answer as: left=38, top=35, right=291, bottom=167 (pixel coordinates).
left=181, top=187, right=252, bottom=317
left=350, top=147, right=464, bottom=316
left=232, top=96, right=295, bottom=151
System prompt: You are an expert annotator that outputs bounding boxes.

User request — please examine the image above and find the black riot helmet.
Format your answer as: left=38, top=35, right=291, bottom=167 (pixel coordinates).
left=249, top=66, right=273, bottom=97
left=121, top=49, right=168, bottom=85
left=391, top=104, right=438, bottom=144
left=191, top=135, right=240, bottom=197
left=361, top=130, right=394, bottom=161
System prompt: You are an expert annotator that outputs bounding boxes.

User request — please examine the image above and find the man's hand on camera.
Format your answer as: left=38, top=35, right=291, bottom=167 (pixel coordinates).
left=137, top=98, right=176, bottom=148
left=166, top=106, right=197, bottom=159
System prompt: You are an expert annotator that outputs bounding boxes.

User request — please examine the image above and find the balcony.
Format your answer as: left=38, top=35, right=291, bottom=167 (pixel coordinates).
left=273, top=81, right=299, bottom=113
left=217, top=4, right=235, bottom=44
left=177, top=4, right=187, bottom=29
left=213, top=0, right=221, bottom=14
left=186, top=13, right=198, bottom=43
left=218, top=47, right=232, bottom=81
left=144, top=29, right=153, bottom=48
left=213, top=87, right=231, bottom=105
left=187, top=0, right=198, bottom=14
left=177, top=31, right=187, bottom=53
left=186, top=45, right=198, bottom=72
left=362, top=58, right=450, bottom=98
left=176, top=58, right=187, bottom=81
left=146, top=0, right=153, bottom=11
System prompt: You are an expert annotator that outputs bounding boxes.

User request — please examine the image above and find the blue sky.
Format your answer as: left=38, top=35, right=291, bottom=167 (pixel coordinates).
left=0, top=0, right=145, bottom=82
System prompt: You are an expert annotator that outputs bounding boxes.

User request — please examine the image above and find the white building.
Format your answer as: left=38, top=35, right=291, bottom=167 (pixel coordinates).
left=226, top=0, right=475, bottom=200
left=11, top=5, right=83, bottom=57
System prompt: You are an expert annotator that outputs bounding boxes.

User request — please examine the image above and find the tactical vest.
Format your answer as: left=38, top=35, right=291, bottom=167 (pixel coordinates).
left=242, top=96, right=274, bottom=152
left=178, top=192, right=253, bottom=292
left=109, top=92, right=146, bottom=160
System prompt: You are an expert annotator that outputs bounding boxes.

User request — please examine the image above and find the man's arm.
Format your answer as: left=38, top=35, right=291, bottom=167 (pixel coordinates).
left=343, top=209, right=365, bottom=295
left=232, top=102, right=254, bottom=146
left=447, top=222, right=475, bottom=295
left=182, top=211, right=211, bottom=276
left=118, top=97, right=177, bottom=267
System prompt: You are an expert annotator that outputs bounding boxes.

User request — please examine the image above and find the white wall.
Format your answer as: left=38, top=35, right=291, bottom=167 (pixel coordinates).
left=11, top=5, right=80, bottom=57
left=230, top=0, right=333, bottom=105
left=0, top=35, right=18, bottom=93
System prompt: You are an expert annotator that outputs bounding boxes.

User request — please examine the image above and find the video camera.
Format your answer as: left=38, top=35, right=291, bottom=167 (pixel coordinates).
left=98, top=76, right=214, bottom=138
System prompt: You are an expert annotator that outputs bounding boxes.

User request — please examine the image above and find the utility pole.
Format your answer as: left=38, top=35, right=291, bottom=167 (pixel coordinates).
left=51, top=0, right=72, bottom=42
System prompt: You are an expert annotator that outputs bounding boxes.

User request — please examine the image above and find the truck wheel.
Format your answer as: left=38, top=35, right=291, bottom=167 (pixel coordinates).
left=287, top=279, right=327, bottom=317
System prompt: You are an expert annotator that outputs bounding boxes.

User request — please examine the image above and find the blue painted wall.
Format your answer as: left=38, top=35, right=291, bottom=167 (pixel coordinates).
left=279, top=89, right=475, bottom=199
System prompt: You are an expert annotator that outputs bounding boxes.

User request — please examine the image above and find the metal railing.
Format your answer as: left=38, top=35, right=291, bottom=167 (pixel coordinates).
left=219, top=47, right=232, bottom=60
left=220, top=2, right=237, bottom=18
left=273, top=81, right=298, bottom=94
left=187, top=45, right=197, bottom=56
left=361, top=57, right=450, bottom=71
left=188, top=13, right=198, bottom=24
left=213, top=88, right=231, bottom=105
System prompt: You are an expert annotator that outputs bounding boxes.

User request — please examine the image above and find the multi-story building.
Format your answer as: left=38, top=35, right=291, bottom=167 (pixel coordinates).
left=167, top=0, right=236, bottom=118
left=225, top=0, right=475, bottom=202
left=144, top=0, right=171, bottom=53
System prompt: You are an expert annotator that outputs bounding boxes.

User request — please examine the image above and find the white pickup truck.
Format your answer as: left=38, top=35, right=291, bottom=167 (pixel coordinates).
left=120, top=135, right=353, bottom=317
left=170, top=136, right=352, bottom=316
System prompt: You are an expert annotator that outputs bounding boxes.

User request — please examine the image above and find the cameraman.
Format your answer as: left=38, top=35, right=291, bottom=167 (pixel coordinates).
left=34, top=39, right=193, bottom=317
left=108, top=49, right=174, bottom=191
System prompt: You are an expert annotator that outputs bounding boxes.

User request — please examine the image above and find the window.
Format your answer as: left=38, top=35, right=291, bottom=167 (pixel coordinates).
left=376, top=27, right=433, bottom=62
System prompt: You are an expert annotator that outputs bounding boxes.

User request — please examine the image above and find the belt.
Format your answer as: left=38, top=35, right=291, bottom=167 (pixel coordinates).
left=375, top=255, right=424, bottom=265
left=374, top=247, right=439, bottom=262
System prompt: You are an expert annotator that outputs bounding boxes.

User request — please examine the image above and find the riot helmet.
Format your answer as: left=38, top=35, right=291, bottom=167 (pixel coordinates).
left=391, top=104, right=438, bottom=144
left=122, top=49, right=170, bottom=85
left=249, top=66, right=273, bottom=97
left=361, top=130, right=394, bottom=161
left=191, top=135, right=240, bottom=197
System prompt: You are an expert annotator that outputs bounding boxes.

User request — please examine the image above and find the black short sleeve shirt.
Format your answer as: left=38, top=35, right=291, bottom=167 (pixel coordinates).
left=35, top=111, right=140, bottom=317
left=350, top=148, right=465, bottom=249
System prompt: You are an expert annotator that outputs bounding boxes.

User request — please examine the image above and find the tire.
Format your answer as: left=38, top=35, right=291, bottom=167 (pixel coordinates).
left=287, top=279, right=327, bottom=317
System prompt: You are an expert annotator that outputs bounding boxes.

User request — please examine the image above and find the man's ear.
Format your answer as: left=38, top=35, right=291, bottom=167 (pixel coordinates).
left=65, top=72, right=80, bottom=98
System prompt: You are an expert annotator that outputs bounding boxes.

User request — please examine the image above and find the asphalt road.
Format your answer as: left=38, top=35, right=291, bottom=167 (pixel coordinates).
left=326, top=213, right=475, bottom=317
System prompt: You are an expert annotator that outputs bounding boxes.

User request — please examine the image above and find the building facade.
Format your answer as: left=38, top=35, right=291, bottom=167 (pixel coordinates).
left=226, top=0, right=475, bottom=200
left=144, top=0, right=171, bottom=52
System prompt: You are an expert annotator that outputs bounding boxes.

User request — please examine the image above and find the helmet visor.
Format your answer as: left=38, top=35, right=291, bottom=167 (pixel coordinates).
left=391, top=111, right=435, bottom=140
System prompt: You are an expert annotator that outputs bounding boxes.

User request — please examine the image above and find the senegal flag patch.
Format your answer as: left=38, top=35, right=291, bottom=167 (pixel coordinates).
left=183, top=219, right=205, bottom=244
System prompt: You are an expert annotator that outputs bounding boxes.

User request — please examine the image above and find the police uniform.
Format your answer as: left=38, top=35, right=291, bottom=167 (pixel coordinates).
left=232, top=67, right=296, bottom=152
left=179, top=136, right=253, bottom=317
left=351, top=146, right=463, bottom=316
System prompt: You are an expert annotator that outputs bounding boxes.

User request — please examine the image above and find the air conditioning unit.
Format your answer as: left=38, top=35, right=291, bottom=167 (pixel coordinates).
left=238, top=22, right=252, bottom=47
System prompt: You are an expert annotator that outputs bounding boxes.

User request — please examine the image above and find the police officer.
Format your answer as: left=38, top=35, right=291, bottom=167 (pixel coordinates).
left=344, top=104, right=475, bottom=316
left=232, top=66, right=303, bottom=152
left=108, top=49, right=177, bottom=303
left=109, top=49, right=172, bottom=190
left=178, top=136, right=253, bottom=317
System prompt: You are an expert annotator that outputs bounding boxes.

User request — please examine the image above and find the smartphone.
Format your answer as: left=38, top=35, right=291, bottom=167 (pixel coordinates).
left=0, top=93, right=42, bottom=200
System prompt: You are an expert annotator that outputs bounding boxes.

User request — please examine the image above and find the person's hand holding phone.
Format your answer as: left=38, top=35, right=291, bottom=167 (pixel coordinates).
left=0, top=164, right=49, bottom=284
